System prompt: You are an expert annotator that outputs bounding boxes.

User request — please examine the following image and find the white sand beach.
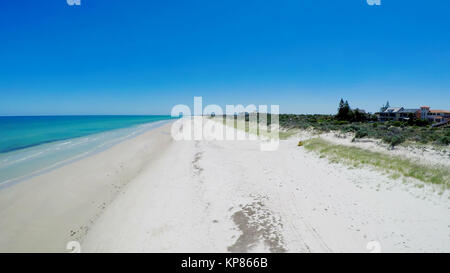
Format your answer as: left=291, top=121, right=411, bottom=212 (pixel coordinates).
left=0, top=119, right=449, bottom=253
left=0, top=122, right=174, bottom=252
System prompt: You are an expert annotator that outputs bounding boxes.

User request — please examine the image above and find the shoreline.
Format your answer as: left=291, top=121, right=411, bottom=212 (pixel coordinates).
left=0, top=121, right=175, bottom=252
left=0, top=119, right=173, bottom=190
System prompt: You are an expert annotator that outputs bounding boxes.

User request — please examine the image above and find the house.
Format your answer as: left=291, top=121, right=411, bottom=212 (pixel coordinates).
left=378, top=105, right=450, bottom=123
left=421, top=106, right=450, bottom=123
left=378, top=107, right=420, bottom=122
left=398, top=108, right=421, bottom=120
left=420, top=106, right=430, bottom=120
left=378, top=107, right=402, bottom=121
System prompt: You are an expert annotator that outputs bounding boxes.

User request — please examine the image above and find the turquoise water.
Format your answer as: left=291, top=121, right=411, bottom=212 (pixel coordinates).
left=0, top=115, right=173, bottom=153
left=0, top=115, right=174, bottom=187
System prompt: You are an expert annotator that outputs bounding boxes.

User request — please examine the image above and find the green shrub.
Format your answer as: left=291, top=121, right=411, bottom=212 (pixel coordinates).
left=355, top=130, right=368, bottom=139
left=391, top=121, right=403, bottom=127
left=278, top=114, right=449, bottom=146
left=437, top=135, right=450, bottom=145
left=382, top=135, right=404, bottom=146
left=333, top=120, right=348, bottom=125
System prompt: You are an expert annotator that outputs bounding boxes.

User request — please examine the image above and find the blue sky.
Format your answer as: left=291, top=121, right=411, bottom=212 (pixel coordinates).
left=0, top=0, right=449, bottom=115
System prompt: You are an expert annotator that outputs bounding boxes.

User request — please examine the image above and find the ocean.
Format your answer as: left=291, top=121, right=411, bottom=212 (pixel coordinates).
left=0, top=115, right=175, bottom=187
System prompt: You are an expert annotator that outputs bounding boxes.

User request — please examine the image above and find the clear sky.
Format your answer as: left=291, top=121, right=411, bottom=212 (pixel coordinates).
left=0, top=0, right=449, bottom=115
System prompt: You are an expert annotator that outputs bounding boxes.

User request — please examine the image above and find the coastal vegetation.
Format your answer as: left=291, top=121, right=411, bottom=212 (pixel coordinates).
left=303, top=138, right=450, bottom=189
left=214, top=98, right=449, bottom=146
left=278, top=99, right=449, bottom=146
left=278, top=114, right=450, bottom=146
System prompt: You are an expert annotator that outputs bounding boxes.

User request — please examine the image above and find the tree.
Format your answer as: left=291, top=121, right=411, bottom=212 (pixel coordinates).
left=338, top=98, right=344, bottom=112
left=336, top=98, right=346, bottom=120
left=354, top=109, right=366, bottom=122
left=336, top=98, right=352, bottom=121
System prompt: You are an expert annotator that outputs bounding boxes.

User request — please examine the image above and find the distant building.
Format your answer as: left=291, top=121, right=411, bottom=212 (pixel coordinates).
left=420, top=106, right=430, bottom=120
left=378, top=107, right=420, bottom=122
left=420, top=106, right=450, bottom=123
left=378, top=105, right=450, bottom=124
left=378, top=107, right=403, bottom=121
left=398, top=108, right=421, bottom=120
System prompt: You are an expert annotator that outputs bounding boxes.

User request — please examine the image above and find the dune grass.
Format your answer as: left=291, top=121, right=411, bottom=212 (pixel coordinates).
left=279, top=129, right=298, bottom=140
left=303, top=138, right=450, bottom=189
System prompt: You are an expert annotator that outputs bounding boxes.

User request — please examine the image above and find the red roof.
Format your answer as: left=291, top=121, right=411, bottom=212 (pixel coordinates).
left=430, top=110, right=450, bottom=114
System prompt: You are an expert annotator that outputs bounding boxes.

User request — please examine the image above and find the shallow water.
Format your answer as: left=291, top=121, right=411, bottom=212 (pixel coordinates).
left=0, top=116, right=174, bottom=187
